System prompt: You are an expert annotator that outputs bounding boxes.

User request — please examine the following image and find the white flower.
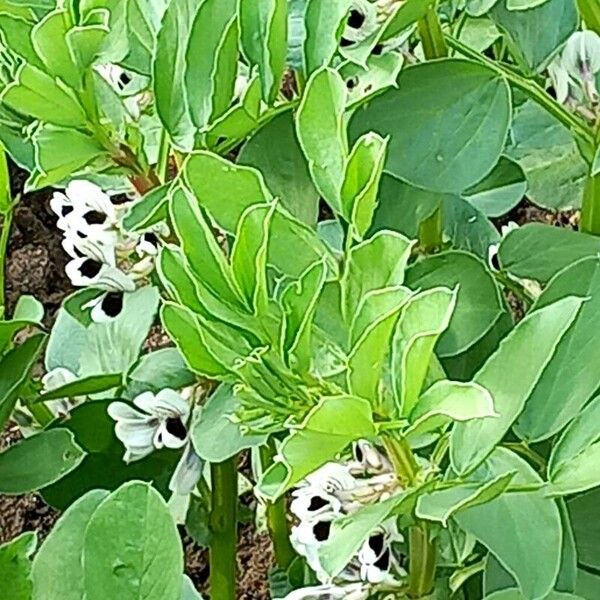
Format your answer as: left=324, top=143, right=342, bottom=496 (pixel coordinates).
left=341, top=0, right=378, bottom=45
left=487, top=221, right=518, bottom=272
left=51, top=180, right=117, bottom=231
left=95, top=64, right=151, bottom=118
left=276, top=583, right=369, bottom=600
left=135, top=231, right=161, bottom=257
left=357, top=523, right=405, bottom=584
left=304, top=462, right=358, bottom=494
left=290, top=487, right=342, bottom=522
left=65, top=256, right=135, bottom=291
left=169, top=442, right=203, bottom=495
left=41, top=367, right=84, bottom=416
left=83, top=291, right=129, bottom=322
left=108, top=389, right=190, bottom=462
left=349, top=440, right=393, bottom=475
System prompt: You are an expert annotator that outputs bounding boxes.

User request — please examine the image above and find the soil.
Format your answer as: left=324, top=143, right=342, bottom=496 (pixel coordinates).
left=0, top=162, right=273, bottom=599
left=0, top=162, right=573, bottom=599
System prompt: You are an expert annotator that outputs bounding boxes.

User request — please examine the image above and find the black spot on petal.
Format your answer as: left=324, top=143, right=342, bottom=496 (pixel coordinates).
left=83, top=210, right=108, bottom=226
left=313, top=520, right=332, bottom=542
left=143, top=232, right=159, bottom=246
left=340, top=37, right=354, bottom=47
left=346, top=76, right=359, bottom=90
left=61, top=205, right=74, bottom=217
left=372, top=44, right=384, bottom=56
left=374, top=547, right=390, bottom=570
left=77, top=230, right=87, bottom=239
left=354, top=443, right=364, bottom=462
left=490, top=250, right=500, bottom=271
left=79, top=258, right=102, bottom=279
left=166, top=417, right=187, bottom=440
left=101, top=291, right=124, bottom=317
left=348, top=9, right=366, bottom=29
left=368, top=533, right=385, bottom=556
left=118, top=71, right=132, bottom=90
left=308, top=496, right=329, bottom=511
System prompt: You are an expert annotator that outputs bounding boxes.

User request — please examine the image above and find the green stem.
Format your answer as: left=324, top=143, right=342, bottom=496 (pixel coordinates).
left=28, top=402, right=54, bottom=428
left=0, top=201, right=14, bottom=319
left=409, top=522, right=437, bottom=598
left=446, top=36, right=595, bottom=151
left=418, top=3, right=448, bottom=59
left=156, top=129, right=171, bottom=184
left=504, top=441, right=547, bottom=475
left=382, top=434, right=436, bottom=598
left=580, top=172, right=600, bottom=234
left=209, top=457, right=238, bottom=600
left=260, top=444, right=297, bottom=570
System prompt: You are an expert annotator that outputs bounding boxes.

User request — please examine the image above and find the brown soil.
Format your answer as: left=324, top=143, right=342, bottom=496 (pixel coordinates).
left=0, top=162, right=273, bottom=599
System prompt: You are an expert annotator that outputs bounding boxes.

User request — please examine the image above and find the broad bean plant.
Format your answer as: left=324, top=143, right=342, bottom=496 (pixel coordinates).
left=0, top=0, right=600, bottom=599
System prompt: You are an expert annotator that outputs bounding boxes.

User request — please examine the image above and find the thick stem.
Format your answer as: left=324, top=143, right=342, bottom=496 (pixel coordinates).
left=418, top=4, right=448, bottom=59
left=260, top=444, right=297, bottom=570
left=156, top=129, right=171, bottom=184
left=580, top=172, right=600, bottom=235
left=0, top=203, right=13, bottom=319
left=209, top=457, right=238, bottom=600
left=409, top=523, right=437, bottom=598
left=382, top=434, right=436, bottom=598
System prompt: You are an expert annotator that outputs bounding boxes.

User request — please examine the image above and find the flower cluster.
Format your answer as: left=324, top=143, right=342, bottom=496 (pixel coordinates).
left=282, top=441, right=407, bottom=599
left=548, top=30, right=600, bottom=121
left=108, top=388, right=203, bottom=495
left=51, top=180, right=164, bottom=322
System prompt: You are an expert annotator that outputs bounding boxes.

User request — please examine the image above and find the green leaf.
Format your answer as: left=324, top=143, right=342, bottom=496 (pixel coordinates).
left=407, top=379, right=496, bottom=439
left=483, top=590, right=584, bottom=600
left=239, top=0, right=288, bottom=103
left=347, top=290, right=407, bottom=402
left=405, top=252, right=506, bottom=358
left=181, top=576, right=204, bottom=599
left=491, top=0, right=577, bottom=73
left=153, top=0, right=198, bottom=150
left=231, top=203, right=275, bottom=314
left=84, top=482, right=183, bottom=600
left=28, top=124, right=106, bottom=191
left=32, top=490, right=109, bottom=600
left=416, top=472, right=515, bottom=526
left=0, top=332, right=46, bottom=430
left=184, top=0, right=238, bottom=130
left=380, top=0, right=436, bottom=40
left=577, top=0, right=600, bottom=35
left=169, top=187, right=244, bottom=307
left=547, top=396, right=600, bottom=496
left=42, top=402, right=179, bottom=510
left=341, top=132, right=388, bottom=238
left=504, top=101, right=586, bottom=211
left=280, top=260, right=327, bottom=371
left=0, top=13, right=42, bottom=67
left=515, top=257, right=600, bottom=441
left=125, top=348, right=196, bottom=399
left=499, top=223, right=600, bottom=284
left=45, top=298, right=88, bottom=373
left=258, top=395, right=376, bottom=499
left=37, top=373, right=122, bottom=402
left=0, top=429, right=85, bottom=494
left=392, top=287, right=457, bottom=416
left=191, top=384, right=267, bottom=462
left=122, top=184, right=169, bottom=232
left=342, top=230, right=413, bottom=322
left=184, top=151, right=273, bottom=234
left=462, top=156, right=527, bottom=218
left=569, top=488, right=600, bottom=572
left=451, top=295, right=583, bottom=475
left=2, top=63, right=88, bottom=127
left=238, top=111, right=319, bottom=226
left=318, top=489, right=418, bottom=578
left=296, top=67, right=348, bottom=214
left=303, top=0, right=349, bottom=74
left=0, top=532, right=36, bottom=600
left=31, top=9, right=81, bottom=88
left=12, top=295, right=43, bottom=323
left=160, top=302, right=230, bottom=378
left=349, top=59, right=511, bottom=193
left=78, top=287, right=160, bottom=376
left=455, top=447, right=562, bottom=600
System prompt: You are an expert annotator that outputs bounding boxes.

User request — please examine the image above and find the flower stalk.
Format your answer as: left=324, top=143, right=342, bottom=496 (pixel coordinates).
left=580, top=172, right=600, bottom=234
left=209, top=456, right=238, bottom=600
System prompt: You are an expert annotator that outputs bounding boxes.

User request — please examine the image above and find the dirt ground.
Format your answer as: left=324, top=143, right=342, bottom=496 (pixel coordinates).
left=0, top=163, right=273, bottom=599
